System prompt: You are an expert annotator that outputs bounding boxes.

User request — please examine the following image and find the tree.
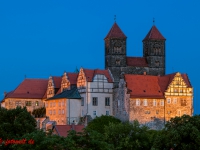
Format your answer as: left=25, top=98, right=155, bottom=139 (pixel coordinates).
left=0, top=107, right=37, bottom=149
left=152, top=115, right=200, bottom=150
left=86, top=115, right=121, bottom=134
left=104, top=121, right=153, bottom=150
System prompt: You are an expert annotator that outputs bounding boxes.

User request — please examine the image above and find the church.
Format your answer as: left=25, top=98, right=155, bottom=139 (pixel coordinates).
left=105, top=22, right=166, bottom=87
left=1, top=21, right=193, bottom=129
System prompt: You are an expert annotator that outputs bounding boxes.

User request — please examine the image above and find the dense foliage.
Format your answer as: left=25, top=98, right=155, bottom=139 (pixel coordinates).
left=1, top=108, right=200, bottom=150
left=86, top=115, right=121, bottom=134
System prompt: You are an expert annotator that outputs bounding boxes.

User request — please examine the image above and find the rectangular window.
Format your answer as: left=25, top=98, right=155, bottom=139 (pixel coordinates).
left=53, top=102, right=56, bottom=107
left=15, top=101, right=21, bottom=106
left=49, top=110, right=52, bottom=115
left=106, top=111, right=109, bottom=116
left=46, top=102, right=48, bottom=107
left=177, top=110, right=181, bottom=116
left=62, top=101, right=64, bottom=106
left=26, top=101, right=31, bottom=106
left=167, top=98, right=171, bottom=104
left=160, top=100, right=164, bottom=106
left=62, top=109, right=64, bottom=114
left=53, top=110, right=56, bottom=115
left=59, top=102, right=61, bottom=107
left=81, top=97, right=84, bottom=106
left=105, top=97, right=110, bottom=106
left=50, top=102, right=52, bottom=107
left=93, top=111, right=97, bottom=116
left=173, top=98, right=177, bottom=104
left=153, top=99, right=157, bottom=106
left=145, top=110, right=150, bottom=114
left=92, top=97, right=98, bottom=106
left=136, top=99, right=140, bottom=106
left=35, top=101, right=39, bottom=106
left=181, top=99, right=186, bottom=106
left=143, top=99, right=148, bottom=106
left=58, top=109, right=61, bottom=115
left=156, top=110, right=159, bottom=114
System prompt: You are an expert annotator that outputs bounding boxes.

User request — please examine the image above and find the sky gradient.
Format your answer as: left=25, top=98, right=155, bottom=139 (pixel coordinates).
left=0, top=0, right=200, bottom=114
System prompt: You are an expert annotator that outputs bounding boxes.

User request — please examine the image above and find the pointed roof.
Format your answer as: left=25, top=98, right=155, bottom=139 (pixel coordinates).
left=105, top=22, right=126, bottom=39
left=143, top=25, right=165, bottom=41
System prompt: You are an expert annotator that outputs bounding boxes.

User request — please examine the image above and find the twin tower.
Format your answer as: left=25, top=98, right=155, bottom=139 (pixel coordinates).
left=104, top=22, right=166, bottom=86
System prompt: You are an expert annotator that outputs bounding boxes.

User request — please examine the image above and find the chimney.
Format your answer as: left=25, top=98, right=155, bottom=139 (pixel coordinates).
left=143, top=72, right=146, bottom=75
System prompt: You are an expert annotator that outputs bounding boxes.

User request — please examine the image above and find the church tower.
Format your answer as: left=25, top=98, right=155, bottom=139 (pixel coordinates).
left=143, top=25, right=166, bottom=75
left=104, top=22, right=127, bottom=86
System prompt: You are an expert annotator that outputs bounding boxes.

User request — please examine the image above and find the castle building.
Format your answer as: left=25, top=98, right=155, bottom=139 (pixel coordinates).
left=2, top=79, right=48, bottom=113
left=105, top=22, right=166, bottom=87
left=77, top=68, right=114, bottom=120
left=1, top=21, right=194, bottom=129
left=113, top=72, right=193, bottom=129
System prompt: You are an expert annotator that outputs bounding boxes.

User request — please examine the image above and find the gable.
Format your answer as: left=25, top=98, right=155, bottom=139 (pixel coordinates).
left=93, top=74, right=108, bottom=82
left=77, top=68, right=86, bottom=88
left=165, top=72, right=193, bottom=96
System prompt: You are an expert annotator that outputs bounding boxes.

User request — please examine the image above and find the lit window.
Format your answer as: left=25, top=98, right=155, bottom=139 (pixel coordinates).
left=143, top=99, right=148, bottom=106
left=153, top=99, right=157, bottom=106
left=160, top=100, right=164, bottom=106
left=92, top=97, right=98, bottom=106
left=105, top=97, right=110, bottom=106
left=81, top=97, right=84, bottom=106
left=173, top=98, right=177, bottom=104
left=136, top=99, right=140, bottom=106
left=15, top=101, right=21, bottom=106
left=35, top=101, right=39, bottom=106
left=106, top=111, right=109, bottom=116
left=167, top=98, right=171, bottom=104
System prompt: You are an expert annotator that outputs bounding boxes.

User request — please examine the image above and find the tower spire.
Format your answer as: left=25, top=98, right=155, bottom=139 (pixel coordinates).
left=153, top=18, right=155, bottom=25
left=114, top=15, right=116, bottom=22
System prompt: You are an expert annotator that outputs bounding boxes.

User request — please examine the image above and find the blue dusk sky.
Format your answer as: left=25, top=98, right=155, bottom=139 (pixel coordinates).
left=0, top=1, right=200, bottom=114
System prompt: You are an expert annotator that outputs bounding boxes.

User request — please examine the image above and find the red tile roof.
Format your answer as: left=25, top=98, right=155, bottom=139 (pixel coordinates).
left=52, top=76, right=62, bottom=88
left=105, top=22, right=126, bottom=39
left=67, top=73, right=78, bottom=85
left=83, top=68, right=113, bottom=83
left=5, top=79, right=48, bottom=99
left=54, top=125, right=84, bottom=137
left=143, top=25, right=165, bottom=41
left=126, top=57, right=148, bottom=67
left=125, top=74, right=164, bottom=98
left=125, top=73, right=192, bottom=98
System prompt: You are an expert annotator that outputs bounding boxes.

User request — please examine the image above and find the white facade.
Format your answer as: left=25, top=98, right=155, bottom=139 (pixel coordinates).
left=77, top=69, right=113, bottom=119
